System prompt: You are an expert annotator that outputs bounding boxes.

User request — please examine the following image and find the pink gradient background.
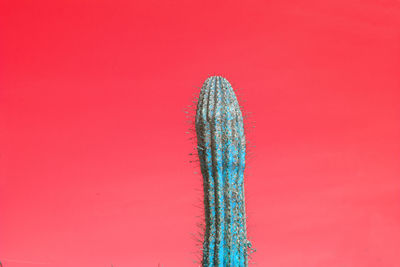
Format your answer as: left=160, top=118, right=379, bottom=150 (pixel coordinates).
left=1, top=1, right=400, bottom=266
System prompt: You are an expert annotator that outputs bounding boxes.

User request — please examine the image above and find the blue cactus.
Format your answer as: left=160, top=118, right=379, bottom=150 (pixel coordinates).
left=195, top=76, right=251, bottom=267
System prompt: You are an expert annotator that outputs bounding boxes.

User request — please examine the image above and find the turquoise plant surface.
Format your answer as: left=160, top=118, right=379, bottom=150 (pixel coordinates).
left=195, top=76, right=250, bottom=267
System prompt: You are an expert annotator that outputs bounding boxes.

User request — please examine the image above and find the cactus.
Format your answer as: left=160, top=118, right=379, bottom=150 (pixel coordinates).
left=195, top=76, right=251, bottom=267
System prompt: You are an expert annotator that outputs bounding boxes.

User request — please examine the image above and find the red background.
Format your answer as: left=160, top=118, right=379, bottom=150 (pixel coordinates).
left=1, top=1, right=400, bottom=266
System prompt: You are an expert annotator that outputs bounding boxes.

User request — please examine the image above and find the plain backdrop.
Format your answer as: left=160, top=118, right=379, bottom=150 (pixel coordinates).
left=1, top=0, right=400, bottom=266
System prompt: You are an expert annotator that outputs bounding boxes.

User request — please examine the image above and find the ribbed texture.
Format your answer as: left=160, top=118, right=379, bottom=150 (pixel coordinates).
left=195, top=76, right=249, bottom=267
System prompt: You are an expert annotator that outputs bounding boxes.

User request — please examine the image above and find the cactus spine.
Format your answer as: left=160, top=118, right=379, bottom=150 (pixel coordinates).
left=195, top=76, right=250, bottom=267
